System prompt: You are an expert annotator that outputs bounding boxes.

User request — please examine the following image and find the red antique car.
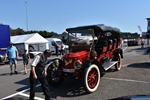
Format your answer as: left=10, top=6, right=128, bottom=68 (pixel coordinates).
left=46, top=24, right=123, bottom=93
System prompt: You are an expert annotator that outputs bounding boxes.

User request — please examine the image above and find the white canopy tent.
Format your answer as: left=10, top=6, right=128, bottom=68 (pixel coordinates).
left=11, top=33, right=49, bottom=55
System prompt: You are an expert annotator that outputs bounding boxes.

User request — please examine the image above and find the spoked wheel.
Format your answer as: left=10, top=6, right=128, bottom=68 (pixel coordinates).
left=83, top=64, right=100, bottom=93
left=115, top=54, right=122, bottom=71
left=47, top=65, right=64, bottom=87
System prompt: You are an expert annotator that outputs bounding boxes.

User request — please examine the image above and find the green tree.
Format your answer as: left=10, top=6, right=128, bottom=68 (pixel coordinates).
left=10, top=28, right=24, bottom=36
left=62, top=31, right=67, bottom=34
left=120, top=32, right=140, bottom=39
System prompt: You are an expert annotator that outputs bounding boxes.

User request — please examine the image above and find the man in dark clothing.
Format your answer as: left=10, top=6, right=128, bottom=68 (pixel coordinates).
left=62, top=36, right=67, bottom=44
left=29, top=49, right=52, bottom=100
left=141, top=40, right=144, bottom=48
left=54, top=42, right=60, bottom=56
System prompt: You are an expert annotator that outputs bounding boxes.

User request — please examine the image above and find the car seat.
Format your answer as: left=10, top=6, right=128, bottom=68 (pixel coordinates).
left=107, top=39, right=113, bottom=51
left=112, top=38, right=117, bottom=49
left=95, top=40, right=108, bottom=54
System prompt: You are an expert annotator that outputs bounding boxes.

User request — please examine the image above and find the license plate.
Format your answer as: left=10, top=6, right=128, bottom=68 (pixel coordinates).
left=63, top=68, right=75, bottom=73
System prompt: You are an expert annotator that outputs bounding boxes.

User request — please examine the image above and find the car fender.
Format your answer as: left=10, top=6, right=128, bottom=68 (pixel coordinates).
left=0, top=55, right=4, bottom=63
left=82, top=60, right=104, bottom=72
left=82, top=60, right=99, bottom=68
left=29, top=51, right=42, bottom=59
left=113, top=48, right=123, bottom=60
left=47, top=58, right=62, bottom=69
left=82, top=60, right=92, bottom=69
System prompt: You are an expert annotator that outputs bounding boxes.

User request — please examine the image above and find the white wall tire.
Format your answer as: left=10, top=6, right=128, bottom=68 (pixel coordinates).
left=115, top=54, right=122, bottom=71
left=83, top=64, right=100, bottom=93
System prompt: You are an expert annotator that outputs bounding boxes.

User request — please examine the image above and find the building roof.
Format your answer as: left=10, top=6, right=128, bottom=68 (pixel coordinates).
left=146, top=18, right=150, bottom=20
left=11, top=33, right=48, bottom=44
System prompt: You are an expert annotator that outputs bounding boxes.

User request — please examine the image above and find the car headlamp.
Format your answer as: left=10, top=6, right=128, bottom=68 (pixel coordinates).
left=74, top=60, right=82, bottom=69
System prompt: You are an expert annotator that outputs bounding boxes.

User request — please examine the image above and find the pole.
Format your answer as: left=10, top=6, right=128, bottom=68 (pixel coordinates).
left=25, top=2, right=28, bottom=32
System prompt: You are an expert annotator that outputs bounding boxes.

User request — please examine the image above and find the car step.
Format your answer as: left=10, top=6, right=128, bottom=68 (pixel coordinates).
left=102, top=61, right=118, bottom=71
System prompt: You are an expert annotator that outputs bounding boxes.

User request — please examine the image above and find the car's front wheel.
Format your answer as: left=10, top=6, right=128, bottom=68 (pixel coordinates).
left=83, top=64, right=100, bottom=93
left=47, top=65, right=64, bottom=87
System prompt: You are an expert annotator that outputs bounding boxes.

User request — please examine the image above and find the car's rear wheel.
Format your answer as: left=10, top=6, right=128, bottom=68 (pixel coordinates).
left=115, top=54, right=122, bottom=71
left=83, top=64, right=100, bottom=93
left=47, top=65, right=64, bottom=87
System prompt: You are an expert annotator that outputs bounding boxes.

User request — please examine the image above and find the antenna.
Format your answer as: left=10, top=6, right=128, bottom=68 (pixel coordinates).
left=137, top=25, right=142, bottom=37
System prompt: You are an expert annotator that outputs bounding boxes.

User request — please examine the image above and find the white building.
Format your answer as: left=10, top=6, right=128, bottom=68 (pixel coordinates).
left=147, top=18, right=150, bottom=33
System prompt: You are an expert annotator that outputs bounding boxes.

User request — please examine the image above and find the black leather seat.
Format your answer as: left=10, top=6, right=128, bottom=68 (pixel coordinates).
left=112, top=38, right=117, bottom=49
left=107, top=39, right=113, bottom=51
left=116, top=38, right=121, bottom=47
left=95, top=40, right=108, bottom=53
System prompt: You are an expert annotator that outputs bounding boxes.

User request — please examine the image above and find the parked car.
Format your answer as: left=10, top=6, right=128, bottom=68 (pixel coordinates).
left=0, top=48, right=9, bottom=64
left=127, top=39, right=138, bottom=46
left=44, top=38, right=68, bottom=55
left=46, top=24, right=123, bottom=93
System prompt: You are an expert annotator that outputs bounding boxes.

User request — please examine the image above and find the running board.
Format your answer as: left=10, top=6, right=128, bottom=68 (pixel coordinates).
left=102, top=61, right=118, bottom=71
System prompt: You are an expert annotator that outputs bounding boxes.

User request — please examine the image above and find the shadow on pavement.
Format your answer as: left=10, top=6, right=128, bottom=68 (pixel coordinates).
left=0, top=71, right=25, bottom=76
left=15, top=77, right=30, bottom=91
left=127, top=62, right=150, bottom=69
left=14, top=77, right=88, bottom=99
left=49, top=79, right=87, bottom=98
left=125, top=46, right=150, bottom=54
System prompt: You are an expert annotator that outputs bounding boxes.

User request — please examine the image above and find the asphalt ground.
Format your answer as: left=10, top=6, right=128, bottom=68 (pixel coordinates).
left=0, top=45, right=150, bottom=100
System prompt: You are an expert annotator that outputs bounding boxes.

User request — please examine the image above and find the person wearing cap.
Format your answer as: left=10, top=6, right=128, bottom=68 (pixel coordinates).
left=4, top=42, right=19, bottom=75
left=29, top=49, right=52, bottom=100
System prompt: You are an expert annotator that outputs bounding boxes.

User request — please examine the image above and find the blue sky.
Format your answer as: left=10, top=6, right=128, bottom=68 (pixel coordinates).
left=0, top=0, right=149, bottom=34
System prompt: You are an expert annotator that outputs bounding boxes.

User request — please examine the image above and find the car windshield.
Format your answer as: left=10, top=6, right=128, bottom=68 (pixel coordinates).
left=69, top=29, right=96, bottom=45
left=70, top=30, right=92, bottom=36
left=55, top=41, right=62, bottom=45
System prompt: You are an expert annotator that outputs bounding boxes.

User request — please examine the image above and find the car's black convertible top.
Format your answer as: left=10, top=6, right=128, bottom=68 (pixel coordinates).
left=66, top=24, right=120, bottom=33
left=66, top=24, right=120, bottom=38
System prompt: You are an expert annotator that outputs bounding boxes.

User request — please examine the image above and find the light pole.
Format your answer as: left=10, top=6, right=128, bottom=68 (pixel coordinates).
left=25, top=2, right=28, bottom=32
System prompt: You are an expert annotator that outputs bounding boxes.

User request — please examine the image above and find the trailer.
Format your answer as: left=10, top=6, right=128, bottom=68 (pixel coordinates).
left=0, top=24, right=10, bottom=63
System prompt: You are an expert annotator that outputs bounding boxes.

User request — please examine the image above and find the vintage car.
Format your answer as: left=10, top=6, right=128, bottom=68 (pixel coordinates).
left=0, top=48, right=9, bottom=64
left=46, top=24, right=123, bottom=93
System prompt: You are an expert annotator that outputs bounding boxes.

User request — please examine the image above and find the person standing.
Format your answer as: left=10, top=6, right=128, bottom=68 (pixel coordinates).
left=29, top=49, right=52, bottom=100
left=4, top=42, right=19, bottom=75
left=62, top=36, right=67, bottom=44
left=22, top=49, right=30, bottom=74
left=141, top=40, right=144, bottom=48
left=60, top=45, right=64, bottom=56
left=54, top=42, right=60, bottom=57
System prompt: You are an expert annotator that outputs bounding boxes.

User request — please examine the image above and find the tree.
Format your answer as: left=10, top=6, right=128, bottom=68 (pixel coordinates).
left=62, top=31, right=67, bottom=34
left=120, top=32, right=140, bottom=39
left=10, top=28, right=24, bottom=36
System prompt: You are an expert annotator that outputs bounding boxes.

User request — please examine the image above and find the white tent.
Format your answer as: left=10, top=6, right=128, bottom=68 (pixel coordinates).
left=11, top=33, right=49, bottom=55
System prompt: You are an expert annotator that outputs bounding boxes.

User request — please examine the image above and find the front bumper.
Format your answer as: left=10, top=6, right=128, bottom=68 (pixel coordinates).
left=63, top=68, right=75, bottom=73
